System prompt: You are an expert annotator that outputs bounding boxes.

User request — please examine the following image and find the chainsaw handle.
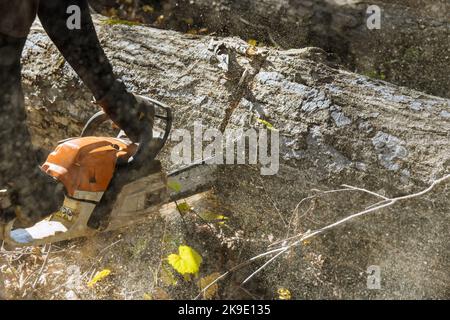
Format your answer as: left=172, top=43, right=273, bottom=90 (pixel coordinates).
left=81, top=97, right=172, bottom=167
left=132, top=96, right=172, bottom=166
left=80, top=111, right=110, bottom=137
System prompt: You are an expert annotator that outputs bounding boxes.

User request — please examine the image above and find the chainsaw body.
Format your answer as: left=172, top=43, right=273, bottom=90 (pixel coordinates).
left=1, top=97, right=172, bottom=247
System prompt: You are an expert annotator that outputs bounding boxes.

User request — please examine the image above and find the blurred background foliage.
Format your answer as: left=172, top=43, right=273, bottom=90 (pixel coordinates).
left=90, top=0, right=210, bottom=35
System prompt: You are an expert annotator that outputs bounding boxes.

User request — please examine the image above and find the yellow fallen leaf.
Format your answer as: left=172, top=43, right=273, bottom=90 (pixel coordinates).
left=198, top=272, right=221, bottom=299
left=142, top=5, right=154, bottom=13
left=143, top=293, right=152, bottom=300
left=278, top=288, right=292, bottom=300
left=87, top=269, right=111, bottom=287
left=247, top=39, right=258, bottom=46
left=176, top=202, right=192, bottom=214
left=198, top=212, right=229, bottom=225
left=167, top=180, right=182, bottom=193
left=167, top=245, right=203, bottom=276
left=256, top=118, right=278, bottom=131
left=246, top=47, right=257, bottom=56
left=102, top=18, right=141, bottom=26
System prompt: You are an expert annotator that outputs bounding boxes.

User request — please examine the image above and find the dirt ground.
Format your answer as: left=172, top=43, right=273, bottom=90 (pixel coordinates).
left=1, top=192, right=264, bottom=300
left=2, top=177, right=449, bottom=300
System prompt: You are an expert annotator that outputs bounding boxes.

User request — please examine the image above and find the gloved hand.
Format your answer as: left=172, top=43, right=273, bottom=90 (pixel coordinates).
left=95, top=80, right=155, bottom=143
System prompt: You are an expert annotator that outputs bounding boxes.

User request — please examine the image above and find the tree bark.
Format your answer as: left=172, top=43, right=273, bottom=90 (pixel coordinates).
left=165, top=0, right=450, bottom=98
left=21, top=18, right=450, bottom=298
left=91, top=0, right=450, bottom=98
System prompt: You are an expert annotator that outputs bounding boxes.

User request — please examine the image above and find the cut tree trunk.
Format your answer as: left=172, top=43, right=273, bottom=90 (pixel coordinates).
left=21, top=17, right=450, bottom=299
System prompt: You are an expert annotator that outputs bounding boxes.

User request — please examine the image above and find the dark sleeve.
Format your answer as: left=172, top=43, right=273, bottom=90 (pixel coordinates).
left=0, top=0, right=39, bottom=38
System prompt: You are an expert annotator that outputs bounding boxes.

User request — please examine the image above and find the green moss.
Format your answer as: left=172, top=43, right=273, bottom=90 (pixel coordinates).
left=102, top=18, right=141, bottom=26
left=364, top=69, right=386, bottom=80
left=403, top=47, right=421, bottom=62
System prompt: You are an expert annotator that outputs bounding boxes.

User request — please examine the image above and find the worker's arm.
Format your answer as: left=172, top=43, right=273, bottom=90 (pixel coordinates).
left=37, top=0, right=154, bottom=142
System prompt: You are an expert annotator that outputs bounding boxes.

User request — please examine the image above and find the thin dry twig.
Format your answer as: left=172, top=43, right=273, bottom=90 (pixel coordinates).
left=341, top=184, right=388, bottom=200
left=243, top=174, right=450, bottom=285
left=32, top=244, right=52, bottom=289
left=287, top=188, right=353, bottom=227
left=241, top=247, right=289, bottom=284
left=258, top=176, right=288, bottom=226
left=98, top=239, right=123, bottom=255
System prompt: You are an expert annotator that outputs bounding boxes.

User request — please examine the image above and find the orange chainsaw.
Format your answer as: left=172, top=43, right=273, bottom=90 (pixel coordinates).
left=0, top=97, right=212, bottom=247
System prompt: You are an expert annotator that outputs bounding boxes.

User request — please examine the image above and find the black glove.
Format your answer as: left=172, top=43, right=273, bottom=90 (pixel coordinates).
left=95, top=80, right=155, bottom=143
